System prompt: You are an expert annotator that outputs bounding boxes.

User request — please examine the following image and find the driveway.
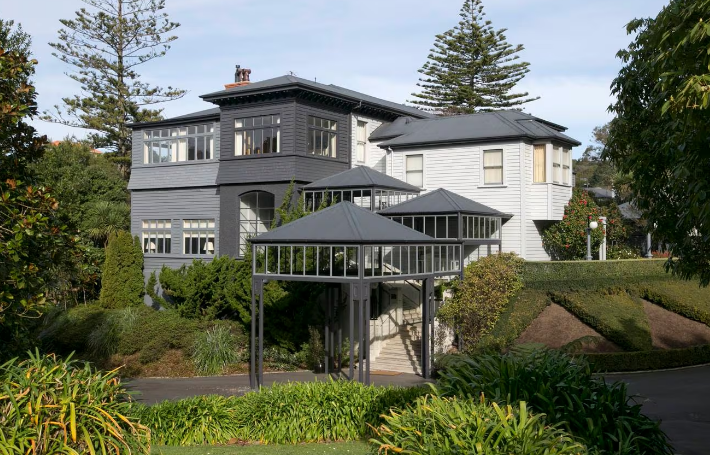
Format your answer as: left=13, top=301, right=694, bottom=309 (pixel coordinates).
left=607, top=365, right=710, bottom=455
left=126, top=366, right=710, bottom=455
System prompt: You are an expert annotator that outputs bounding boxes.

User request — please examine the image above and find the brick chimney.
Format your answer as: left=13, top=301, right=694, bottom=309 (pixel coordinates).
left=225, top=65, right=252, bottom=89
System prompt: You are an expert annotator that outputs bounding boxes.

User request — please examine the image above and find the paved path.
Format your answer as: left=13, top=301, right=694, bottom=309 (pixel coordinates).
left=608, top=365, right=710, bottom=455
left=127, top=366, right=710, bottom=455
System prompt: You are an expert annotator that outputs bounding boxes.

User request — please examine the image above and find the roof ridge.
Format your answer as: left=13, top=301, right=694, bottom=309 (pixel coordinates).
left=491, top=111, right=527, bottom=136
left=360, top=166, right=376, bottom=186
left=342, top=202, right=365, bottom=241
left=437, top=188, right=463, bottom=211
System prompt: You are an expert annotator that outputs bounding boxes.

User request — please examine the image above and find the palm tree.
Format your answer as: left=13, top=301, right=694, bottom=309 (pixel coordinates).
left=81, top=201, right=130, bottom=247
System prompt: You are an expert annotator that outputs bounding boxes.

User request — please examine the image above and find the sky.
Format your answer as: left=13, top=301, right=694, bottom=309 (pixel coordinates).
left=6, top=0, right=669, bottom=157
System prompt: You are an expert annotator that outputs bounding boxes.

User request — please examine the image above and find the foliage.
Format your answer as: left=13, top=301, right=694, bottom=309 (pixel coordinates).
left=100, top=231, right=144, bottom=308
left=410, top=0, right=537, bottom=113
left=151, top=442, right=369, bottom=455
left=605, top=0, right=710, bottom=285
left=438, top=253, right=523, bottom=348
left=42, top=0, right=186, bottom=169
left=135, top=381, right=428, bottom=445
left=87, top=306, right=139, bottom=357
left=304, top=326, right=325, bottom=370
left=542, top=189, right=606, bottom=260
left=435, top=349, right=672, bottom=454
left=589, top=344, right=710, bottom=372
left=81, top=200, right=131, bottom=246
left=478, top=289, right=550, bottom=351
left=636, top=280, right=710, bottom=326
left=550, top=291, right=652, bottom=352
left=371, top=396, right=586, bottom=455
left=0, top=22, right=78, bottom=359
left=192, top=324, right=243, bottom=375
left=0, top=351, right=150, bottom=455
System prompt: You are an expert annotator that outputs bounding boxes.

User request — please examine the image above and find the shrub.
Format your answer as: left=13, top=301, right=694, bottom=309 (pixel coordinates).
left=117, top=308, right=201, bottom=359
left=636, top=280, right=710, bottom=326
left=438, top=253, right=524, bottom=349
left=100, top=231, right=144, bottom=308
left=371, top=396, right=586, bottom=455
left=138, top=380, right=428, bottom=445
left=589, top=344, right=710, bottom=372
left=39, top=305, right=107, bottom=354
left=435, top=348, right=672, bottom=454
left=478, top=289, right=551, bottom=351
left=551, top=291, right=652, bottom=351
left=542, top=189, right=606, bottom=260
left=192, top=324, right=242, bottom=375
left=87, top=306, right=140, bottom=357
left=0, top=351, right=150, bottom=455
left=522, top=259, right=669, bottom=291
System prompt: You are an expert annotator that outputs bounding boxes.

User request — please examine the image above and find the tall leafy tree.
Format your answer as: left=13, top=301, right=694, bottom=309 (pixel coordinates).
left=0, top=21, right=77, bottom=354
left=605, top=0, right=710, bottom=284
left=100, top=231, right=144, bottom=308
left=410, top=0, right=537, bottom=113
left=42, top=0, right=186, bottom=172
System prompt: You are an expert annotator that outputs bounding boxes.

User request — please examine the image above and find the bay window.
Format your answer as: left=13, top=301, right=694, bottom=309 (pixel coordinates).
left=235, top=114, right=281, bottom=156
left=307, top=116, right=337, bottom=158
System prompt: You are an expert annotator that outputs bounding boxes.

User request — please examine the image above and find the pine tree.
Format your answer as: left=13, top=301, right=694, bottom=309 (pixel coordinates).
left=100, top=231, right=144, bottom=308
left=42, top=0, right=186, bottom=173
left=410, top=0, right=538, bottom=113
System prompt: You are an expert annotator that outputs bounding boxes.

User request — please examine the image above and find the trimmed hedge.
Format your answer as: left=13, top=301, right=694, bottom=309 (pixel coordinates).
left=522, top=259, right=670, bottom=291
left=589, top=345, right=710, bottom=372
left=551, top=291, right=652, bottom=351
left=636, top=281, right=710, bottom=326
left=479, top=289, right=551, bottom=351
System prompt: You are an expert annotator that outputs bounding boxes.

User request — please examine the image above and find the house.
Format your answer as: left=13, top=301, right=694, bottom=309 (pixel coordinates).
left=128, top=69, right=580, bottom=285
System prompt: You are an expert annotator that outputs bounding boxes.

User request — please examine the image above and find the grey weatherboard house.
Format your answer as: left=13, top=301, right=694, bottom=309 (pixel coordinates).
left=129, top=69, right=580, bottom=375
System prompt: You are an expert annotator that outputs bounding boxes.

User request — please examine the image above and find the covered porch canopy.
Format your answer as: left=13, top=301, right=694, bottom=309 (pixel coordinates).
left=249, top=201, right=462, bottom=389
left=378, top=188, right=511, bottom=268
left=302, top=166, right=421, bottom=212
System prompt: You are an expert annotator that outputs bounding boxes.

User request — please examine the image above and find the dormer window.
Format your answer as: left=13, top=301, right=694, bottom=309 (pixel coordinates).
left=307, top=116, right=337, bottom=158
left=235, top=114, right=281, bottom=156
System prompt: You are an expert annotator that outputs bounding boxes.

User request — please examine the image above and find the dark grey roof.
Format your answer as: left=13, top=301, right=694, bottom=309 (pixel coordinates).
left=251, top=201, right=440, bottom=244
left=378, top=188, right=509, bottom=217
left=303, top=166, right=421, bottom=192
left=373, top=111, right=580, bottom=148
left=200, top=75, right=433, bottom=119
left=128, top=107, right=220, bottom=128
left=586, top=187, right=615, bottom=199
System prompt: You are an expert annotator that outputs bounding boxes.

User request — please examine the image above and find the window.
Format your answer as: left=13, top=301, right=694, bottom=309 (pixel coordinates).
left=239, top=192, right=275, bottom=255
left=307, top=116, right=337, bottom=158
left=562, top=148, right=571, bottom=185
left=483, top=149, right=503, bottom=185
left=183, top=219, right=215, bottom=255
left=356, top=121, right=367, bottom=163
left=553, top=146, right=562, bottom=183
left=142, top=220, right=171, bottom=254
left=405, top=155, right=423, bottom=187
left=533, top=144, right=546, bottom=183
left=143, top=124, right=214, bottom=164
left=235, top=114, right=281, bottom=156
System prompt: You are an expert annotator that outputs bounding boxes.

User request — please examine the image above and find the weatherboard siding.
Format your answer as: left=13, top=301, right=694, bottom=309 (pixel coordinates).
left=350, top=114, right=386, bottom=172
left=552, top=185, right=572, bottom=219
left=128, top=161, right=219, bottom=190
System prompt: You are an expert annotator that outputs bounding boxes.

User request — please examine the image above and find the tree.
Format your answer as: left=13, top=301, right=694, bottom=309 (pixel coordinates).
left=541, top=189, right=606, bottom=260
left=42, top=0, right=186, bottom=172
left=82, top=200, right=131, bottom=246
left=605, top=0, right=710, bottom=284
left=100, top=231, right=144, bottom=308
left=1, top=21, right=78, bottom=355
left=410, top=0, right=537, bottom=113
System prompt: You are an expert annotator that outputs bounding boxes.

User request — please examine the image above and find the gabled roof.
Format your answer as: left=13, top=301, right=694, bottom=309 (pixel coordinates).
left=378, top=188, right=510, bottom=217
left=251, top=201, right=440, bottom=244
left=372, top=110, right=580, bottom=148
left=303, top=166, right=421, bottom=192
left=200, top=75, right=433, bottom=119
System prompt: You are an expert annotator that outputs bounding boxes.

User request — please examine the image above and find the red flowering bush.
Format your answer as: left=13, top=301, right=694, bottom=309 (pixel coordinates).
left=542, top=189, right=605, bottom=260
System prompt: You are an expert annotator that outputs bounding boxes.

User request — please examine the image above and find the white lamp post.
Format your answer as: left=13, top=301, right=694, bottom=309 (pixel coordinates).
left=586, top=216, right=598, bottom=261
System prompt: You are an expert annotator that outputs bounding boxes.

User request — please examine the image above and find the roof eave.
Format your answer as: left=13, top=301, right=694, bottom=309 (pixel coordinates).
left=127, top=112, right=221, bottom=129
left=379, top=134, right=581, bottom=149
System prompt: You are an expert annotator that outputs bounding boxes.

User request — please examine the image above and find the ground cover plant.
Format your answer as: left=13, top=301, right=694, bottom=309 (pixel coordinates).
left=0, top=351, right=150, bottom=455
left=134, top=381, right=428, bottom=446
left=435, top=348, right=672, bottom=454
left=371, top=396, right=586, bottom=455
left=151, top=442, right=369, bottom=454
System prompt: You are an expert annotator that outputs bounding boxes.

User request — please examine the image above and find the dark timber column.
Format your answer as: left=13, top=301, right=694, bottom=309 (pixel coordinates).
left=428, top=277, right=435, bottom=374
left=349, top=282, right=355, bottom=380
left=364, top=282, right=371, bottom=385
left=250, top=277, right=256, bottom=390
left=357, top=282, right=364, bottom=383
left=421, top=277, right=431, bottom=379
left=338, top=286, right=343, bottom=378
left=258, top=279, right=265, bottom=387
left=325, top=292, right=330, bottom=376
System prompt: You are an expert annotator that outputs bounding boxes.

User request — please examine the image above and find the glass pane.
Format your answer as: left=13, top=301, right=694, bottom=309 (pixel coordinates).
left=206, top=137, right=212, bottom=159
left=235, top=119, right=244, bottom=128
left=262, top=129, right=271, bottom=154
left=253, top=117, right=262, bottom=127
left=314, top=130, right=322, bottom=155
left=179, top=127, right=187, bottom=136
left=152, top=142, right=160, bottom=163
left=483, top=150, right=503, bottom=166
left=330, top=132, right=337, bottom=158
left=406, top=155, right=423, bottom=171
left=196, top=136, right=205, bottom=160
left=188, top=137, right=196, bottom=160
left=275, top=115, right=281, bottom=124
left=308, top=116, right=315, bottom=126
left=273, top=129, right=279, bottom=153
left=165, top=238, right=171, bottom=253
left=448, top=216, right=458, bottom=239
left=244, top=117, right=253, bottom=128
left=253, top=129, right=262, bottom=154
left=245, top=130, right=253, bottom=155
left=188, top=126, right=196, bottom=135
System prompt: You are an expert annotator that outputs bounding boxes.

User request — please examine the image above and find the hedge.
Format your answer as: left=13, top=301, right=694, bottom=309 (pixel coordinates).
left=589, top=345, right=710, bottom=372
left=636, top=281, right=710, bottom=326
left=551, top=291, right=652, bottom=352
left=522, top=259, right=670, bottom=291
left=478, top=289, right=551, bottom=351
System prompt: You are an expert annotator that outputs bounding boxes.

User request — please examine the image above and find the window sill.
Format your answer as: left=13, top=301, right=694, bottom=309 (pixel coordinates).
left=144, top=253, right=215, bottom=258
left=478, top=185, right=507, bottom=189
left=136, top=160, right=218, bottom=168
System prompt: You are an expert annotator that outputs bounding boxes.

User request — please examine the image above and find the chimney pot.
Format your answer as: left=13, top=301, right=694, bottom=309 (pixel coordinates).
left=225, top=66, right=252, bottom=89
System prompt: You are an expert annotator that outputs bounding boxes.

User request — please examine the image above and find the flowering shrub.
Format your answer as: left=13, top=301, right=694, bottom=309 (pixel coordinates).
left=543, top=189, right=612, bottom=260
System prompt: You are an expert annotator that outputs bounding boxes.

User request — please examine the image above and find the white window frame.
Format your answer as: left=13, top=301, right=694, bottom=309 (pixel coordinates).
left=553, top=146, right=562, bottom=184
left=307, top=116, right=338, bottom=158
left=356, top=120, right=367, bottom=163
left=562, top=148, right=571, bottom=185
left=142, top=220, right=172, bottom=254
left=234, top=114, right=281, bottom=156
left=482, top=149, right=504, bottom=186
left=239, top=192, right=275, bottom=256
left=404, top=154, right=424, bottom=188
left=143, top=124, right=215, bottom=164
left=183, top=219, right=216, bottom=255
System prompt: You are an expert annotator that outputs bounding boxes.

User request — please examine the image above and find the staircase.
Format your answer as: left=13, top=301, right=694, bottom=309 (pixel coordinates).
left=371, top=291, right=423, bottom=375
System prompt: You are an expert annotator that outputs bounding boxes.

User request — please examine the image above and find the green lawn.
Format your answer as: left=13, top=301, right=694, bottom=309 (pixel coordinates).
left=152, top=441, right=369, bottom=455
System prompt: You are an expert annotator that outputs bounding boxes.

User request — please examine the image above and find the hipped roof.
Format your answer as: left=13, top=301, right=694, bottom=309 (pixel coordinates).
left=378, top=188, right=510, bottom=217
left=303, top=166, right=421, bottom=192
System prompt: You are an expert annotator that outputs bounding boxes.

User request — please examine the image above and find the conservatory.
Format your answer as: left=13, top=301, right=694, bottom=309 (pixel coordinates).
left=248, top=201, right=462, bottom=388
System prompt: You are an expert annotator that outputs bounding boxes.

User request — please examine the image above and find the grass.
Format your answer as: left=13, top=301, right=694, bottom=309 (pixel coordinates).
left=551, top=291, right=652, bottom=351
left=152, top=442, right=369, bottom=454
